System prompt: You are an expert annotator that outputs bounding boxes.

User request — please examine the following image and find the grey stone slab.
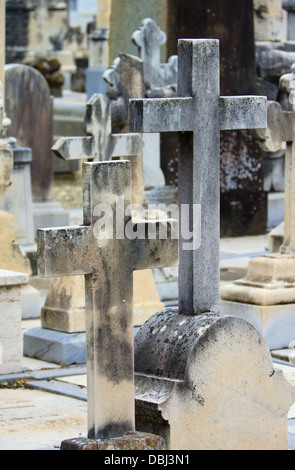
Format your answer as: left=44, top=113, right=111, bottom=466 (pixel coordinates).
left=26, top=379, right=87, bottom=401
left=23, top=327, right=86, bottom=365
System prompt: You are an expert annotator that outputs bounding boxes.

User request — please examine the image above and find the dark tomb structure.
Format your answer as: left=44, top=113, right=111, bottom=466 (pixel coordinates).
left=163, top=0, right=267, bottom=236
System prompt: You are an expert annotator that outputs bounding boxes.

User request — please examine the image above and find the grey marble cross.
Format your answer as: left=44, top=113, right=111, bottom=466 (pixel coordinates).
left=130, top=39, right=267, bottom=316
left=37, top=160, right=178, bottom=441
left=255, top=66, right=295, bottom=254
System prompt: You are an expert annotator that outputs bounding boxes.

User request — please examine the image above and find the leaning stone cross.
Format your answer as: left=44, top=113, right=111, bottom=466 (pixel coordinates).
left=255, top=65, right=295, bottom=254
left=53, top=93, right=143, bottom=162
left=37, top=160, right=178, bottom=441
left=130, top=39, right=267, bottom=315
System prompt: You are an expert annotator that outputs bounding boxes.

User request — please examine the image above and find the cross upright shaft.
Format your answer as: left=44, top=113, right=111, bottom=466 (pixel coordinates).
left=129, top=39, right=267, bottom=316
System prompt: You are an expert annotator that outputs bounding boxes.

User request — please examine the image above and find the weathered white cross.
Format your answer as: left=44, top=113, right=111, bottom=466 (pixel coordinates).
left=255, top=66, right=295, bottom=254
left=37, top=160, right=178, bottom=440
left=53, top=93, right=143, bottom=163
left=130, top=39, right=267, bottom=316
left=131, top=18, right=177, bottom=90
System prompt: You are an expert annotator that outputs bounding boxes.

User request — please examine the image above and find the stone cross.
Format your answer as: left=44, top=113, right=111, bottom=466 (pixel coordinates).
left=37, top=160, right=178, bottom=441
left=131, top=18, right=178, bottom=90
left=0, top=0, right=5, bottom=124
left=255, top=64, right=295, bottom=254
left=53, top=92, right=144, bottom=204
left=130, top=39, right=267, bottom=316
left=53, top=93, right=143, bottom=163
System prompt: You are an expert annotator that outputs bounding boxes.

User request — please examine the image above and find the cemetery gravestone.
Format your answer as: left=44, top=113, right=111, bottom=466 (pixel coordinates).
left=5, top=63, right=69, bottom=233
left=37, top=159, right=178, bottom=448
left=221, top=65, right=295, bottom=351
left=129, top=39, right=294, bottom=450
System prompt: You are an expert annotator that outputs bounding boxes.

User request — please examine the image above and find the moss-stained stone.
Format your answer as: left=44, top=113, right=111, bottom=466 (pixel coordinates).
left=61, top=432, right=165, bottom=450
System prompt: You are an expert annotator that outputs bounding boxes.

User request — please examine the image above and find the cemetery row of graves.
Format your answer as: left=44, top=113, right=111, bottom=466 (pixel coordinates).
left=1, top=0, right=295, bottom=450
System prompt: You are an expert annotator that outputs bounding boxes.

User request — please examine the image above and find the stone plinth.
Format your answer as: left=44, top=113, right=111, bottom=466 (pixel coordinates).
left=134, top=308, right=295, bottom=450
left=61, top=432, right=165, bottom=451
left=0, top=269, right=28, bottom=375
left=221, top=254, right=295, bottom=349
left=24, top=269, right=165, bottom=365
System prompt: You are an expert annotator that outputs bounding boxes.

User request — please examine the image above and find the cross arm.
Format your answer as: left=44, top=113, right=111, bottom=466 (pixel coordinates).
left=131, top=219, right=179, bottom=270
left=52, top=136, right=94, bottom=161
left=110, top=133, right=144, bottom=157
left=129, top=97, right=193, bottom=133
left=37, top=226, right=93, bottom=278
left=219, top=96, right=267, bottom=131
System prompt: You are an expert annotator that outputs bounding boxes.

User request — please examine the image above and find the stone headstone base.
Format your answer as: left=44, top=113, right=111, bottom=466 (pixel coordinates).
left=220, top=299, right=295, bottom=351
left=60, top=432, right=165, bottom=450
left=23, top=327, right=86, bottom=365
